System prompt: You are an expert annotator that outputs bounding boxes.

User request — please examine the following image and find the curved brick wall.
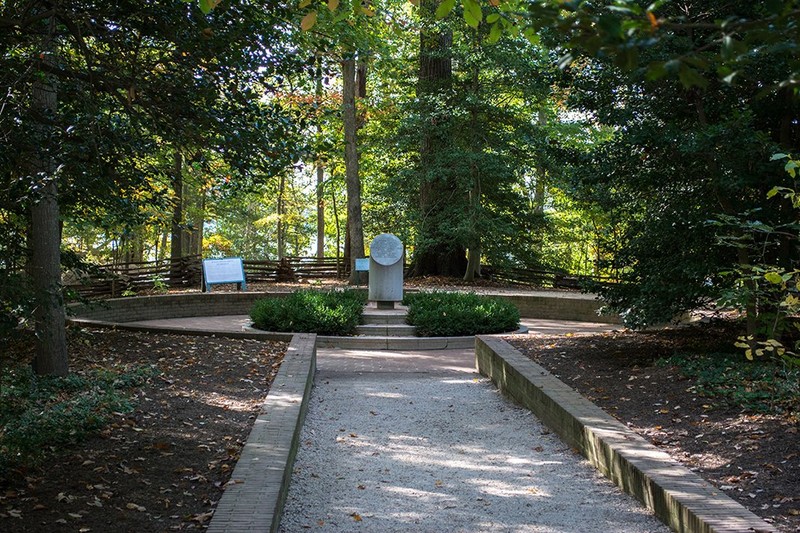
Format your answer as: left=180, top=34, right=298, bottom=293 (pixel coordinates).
left=68, top=289, right=619, bottom=324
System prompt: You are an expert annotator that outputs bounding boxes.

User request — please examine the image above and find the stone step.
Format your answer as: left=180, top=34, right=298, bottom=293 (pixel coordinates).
left=355, top=324, right=417, bottom=337
left=361, top=308, right=408, bottom=325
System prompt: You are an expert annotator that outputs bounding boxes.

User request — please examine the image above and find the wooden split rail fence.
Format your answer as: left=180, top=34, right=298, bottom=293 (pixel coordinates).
left=65, top=256, right=607, bottom=299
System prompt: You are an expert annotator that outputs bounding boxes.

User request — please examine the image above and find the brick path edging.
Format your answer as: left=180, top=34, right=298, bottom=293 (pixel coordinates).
left=206, top=333, right=317, bottom=533
left=475, top=336, right=776, bottom=533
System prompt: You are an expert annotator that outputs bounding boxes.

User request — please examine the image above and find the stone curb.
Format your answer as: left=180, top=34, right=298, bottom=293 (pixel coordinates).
left=207, top=333, right=317, bottom=533
left=475, top=336, right=776, bottom=533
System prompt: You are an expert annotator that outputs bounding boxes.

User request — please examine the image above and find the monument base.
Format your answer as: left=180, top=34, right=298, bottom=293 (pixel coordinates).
left=376, top=301, right=395, bottom=310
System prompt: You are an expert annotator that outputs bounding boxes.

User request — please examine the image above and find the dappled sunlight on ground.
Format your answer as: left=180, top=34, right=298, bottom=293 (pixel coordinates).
left=280, top=373, right=669, bottom=532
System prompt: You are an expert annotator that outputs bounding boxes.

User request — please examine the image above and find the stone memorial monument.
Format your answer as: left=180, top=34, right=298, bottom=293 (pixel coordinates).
left=368, top=233, right=404, bottom=309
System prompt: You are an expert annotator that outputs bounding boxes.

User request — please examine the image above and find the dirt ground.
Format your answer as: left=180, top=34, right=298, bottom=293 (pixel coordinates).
left=508, top=325, right=800, bottom=533
left=2, top=280, right=798, bottom=532
left=0, top=329, right=286, bottom=532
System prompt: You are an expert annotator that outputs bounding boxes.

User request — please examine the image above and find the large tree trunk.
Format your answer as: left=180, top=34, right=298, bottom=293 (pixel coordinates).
left=186, top=177, right=206, bottom=257
left=464, top=52, right=482, bottom=282
left=30, top=32, right=68, bottom=376
left=342, top=56, right=365, bottom=284
left=411, top=1, right=466, bottom=277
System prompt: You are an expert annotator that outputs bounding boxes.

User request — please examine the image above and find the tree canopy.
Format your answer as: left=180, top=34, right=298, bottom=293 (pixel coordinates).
left=3, top=0, right=800, bottom=373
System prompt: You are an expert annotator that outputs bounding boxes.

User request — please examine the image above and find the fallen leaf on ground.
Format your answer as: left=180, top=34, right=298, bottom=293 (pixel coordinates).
left=191, top=511, right=214, bottom=523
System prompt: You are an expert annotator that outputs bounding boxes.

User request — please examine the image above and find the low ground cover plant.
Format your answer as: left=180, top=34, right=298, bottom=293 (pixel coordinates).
left=250, top=289, right=367, bottom=336
left=403, top=291, right=520, bottom=336
left=658, top=352, right=800, bottom=413
left=0, top=363, right=154, bottom=476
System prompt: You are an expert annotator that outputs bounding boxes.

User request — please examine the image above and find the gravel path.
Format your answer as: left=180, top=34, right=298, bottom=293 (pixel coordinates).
left=279, top=372, right=670, bottom=532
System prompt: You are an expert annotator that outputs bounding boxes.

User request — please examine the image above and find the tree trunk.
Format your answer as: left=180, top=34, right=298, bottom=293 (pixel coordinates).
left=30, top=30, right=68, bottom=376
left=411, top=0, right=466, bottom=278
left=332, top=188, right=342, bottom=276
left=194, top=189, right=205, bottom=256
left=532, top=108, right=548, bottom=215
left=316, top=162, right=325, bottom=258
left=316, top=55, right=325, bottom=259
left=464, top=48, right=482, bottom=283
left=159, top=230, right=168, bottom=262
left=186, top=178, right=205, bottom=258
left=344, top=218, right=352, bottom=276
left=342, top=56, right=365, bottom=283
left=277, top=172, right=286, bottom=260
left=170, top=149, right=184, bottom=284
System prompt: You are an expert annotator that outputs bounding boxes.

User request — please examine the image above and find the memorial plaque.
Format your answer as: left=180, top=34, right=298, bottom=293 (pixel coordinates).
left=370, top=233, right=403, bottom=266
left=368, top=233, right=404, bottom=305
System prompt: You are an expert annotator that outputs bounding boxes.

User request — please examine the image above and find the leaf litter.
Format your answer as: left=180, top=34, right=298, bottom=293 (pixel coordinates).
left=0, top=328, right=286, bottom=532
left=509, top=326, right=800, bottom=532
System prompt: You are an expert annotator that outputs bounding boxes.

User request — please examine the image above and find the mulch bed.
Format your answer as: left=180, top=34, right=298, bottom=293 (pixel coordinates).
left=1, top=328, right=287, bottom=532
left=507, top=325, right=800, bottom=533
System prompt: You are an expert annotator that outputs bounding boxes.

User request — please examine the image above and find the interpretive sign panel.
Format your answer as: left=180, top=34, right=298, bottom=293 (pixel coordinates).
left=202, top=257, right=247, bottom=292
left=355, top=258, right=370, bottom=272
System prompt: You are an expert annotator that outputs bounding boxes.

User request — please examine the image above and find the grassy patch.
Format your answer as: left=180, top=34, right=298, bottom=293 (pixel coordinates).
left=403, top=291, right=520, bottom=337
left=0, top=364, right=155, bottom=476
left=250, top=289, right=367, bottom=336
left=658, top=353, right=800, bottom=413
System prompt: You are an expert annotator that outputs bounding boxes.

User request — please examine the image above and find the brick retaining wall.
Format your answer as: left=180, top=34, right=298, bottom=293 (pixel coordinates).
left=206, top=333, right=316, bottom=533
left=69, top=290, right=618, bottom=324
left=475, top=336, right=775, bottom=533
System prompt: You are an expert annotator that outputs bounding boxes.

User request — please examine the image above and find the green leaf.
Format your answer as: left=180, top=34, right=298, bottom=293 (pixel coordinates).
left=645, top=61, right=667, bottom=81
left=771, top=153, right=789, bottom=161
left=199, top=0, right=219, bottom=14
left=435, top=0, right=456, bottom=19
left=487, top=22, right=503, bottom=43
left=464, top=10, right=480, bottom=28
left=486, top=13, right=500, bottom=24
left=523, top=27, right=540, bottom=45
left=764, top=271, right=783, bottom=285
left=463, top=0, right=483, bottom=27
left=678, top=65, right=709, bottom=89
left=767, top=186, right=780, bottom=199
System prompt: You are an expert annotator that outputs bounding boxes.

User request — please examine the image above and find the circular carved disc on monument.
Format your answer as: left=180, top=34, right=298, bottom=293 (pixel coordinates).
left=370, top=233, right=403, bottom=266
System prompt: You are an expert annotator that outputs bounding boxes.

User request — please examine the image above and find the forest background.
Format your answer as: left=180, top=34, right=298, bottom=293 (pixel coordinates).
left=2, top=0, right=799, bottom=375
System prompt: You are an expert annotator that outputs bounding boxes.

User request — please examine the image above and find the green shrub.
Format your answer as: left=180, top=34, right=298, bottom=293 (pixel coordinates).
left=0, top=364, right=155, bottom=476
left=657, top=353, right=800, bottom=413
left=403, top=291, right=520, bottom=337
left=250, top=289, right=367, bottom=336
